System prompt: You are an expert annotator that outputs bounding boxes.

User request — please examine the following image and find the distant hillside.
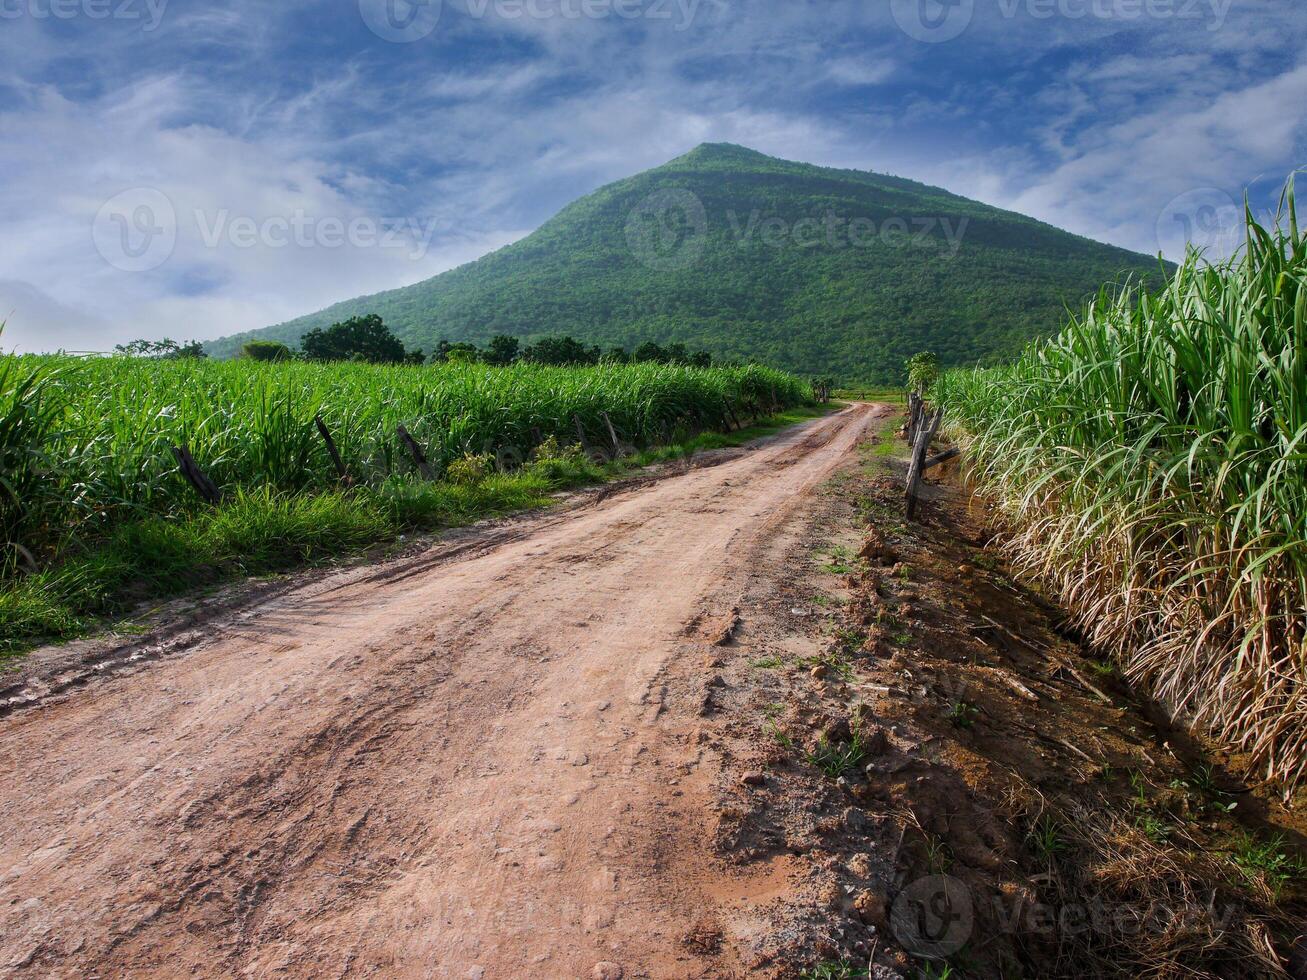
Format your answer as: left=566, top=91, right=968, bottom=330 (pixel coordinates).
left=208, top=143, right=1164, bottom=381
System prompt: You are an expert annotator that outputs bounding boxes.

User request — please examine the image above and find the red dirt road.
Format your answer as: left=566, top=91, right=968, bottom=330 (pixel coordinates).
left=0, top=404, right=882, bottom=979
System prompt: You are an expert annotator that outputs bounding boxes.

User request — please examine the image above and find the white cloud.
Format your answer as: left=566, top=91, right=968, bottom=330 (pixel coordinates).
left=1, top=0, right=1304, bottom=352
left=0, top=279, right=113, bottom=354
left=0, top=74, right=529, bottom=349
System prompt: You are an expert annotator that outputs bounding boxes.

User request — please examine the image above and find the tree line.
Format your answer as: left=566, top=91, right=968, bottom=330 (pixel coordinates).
left=235, top=314, right=719, bottom=368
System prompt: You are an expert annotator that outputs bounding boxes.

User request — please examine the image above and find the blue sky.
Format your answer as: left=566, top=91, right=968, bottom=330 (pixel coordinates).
left=0, top=0, right=1304, bottom=352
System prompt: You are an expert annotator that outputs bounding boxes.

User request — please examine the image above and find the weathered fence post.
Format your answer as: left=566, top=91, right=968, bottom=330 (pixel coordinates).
left=573, top=414, right=596, bottom=459
left=397, top=425, right=437, bottom=480
left=923, top=447, right=960, bottom=471
left=723, top=400, right=741, bottom=431
left=905, top=392, right=922, bottom=443
left=172, top=445, right=221, bottom=505
left=314, top=414, right=349, bottom=483
left=905, top=407, right=943, bottom=520
left=600, top=411, right=623, bottom=459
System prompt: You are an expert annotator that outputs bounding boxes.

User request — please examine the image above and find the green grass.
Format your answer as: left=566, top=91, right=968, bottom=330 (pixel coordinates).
left=800, top=962, right=868, bottom=980
left=833, top=627, right=866, bottom=655
left=0, top=360, right=816, bottom=659
left=936, top=186, right=1307, bottom=787
left=1228, top=831, right=1306, bottom=901
left=834, top=386, right=907, bottom=404
left=923, top=832, right=953, bottom=874
left=1027, top=814, right=1066, bottom=864
left=946, top=699, right=979, bottom=729
left=820, top=544, right=856, bottom=575
left=807, top=730, right=867, bottom=778
left=1135, top=812, right=1173, bottom=844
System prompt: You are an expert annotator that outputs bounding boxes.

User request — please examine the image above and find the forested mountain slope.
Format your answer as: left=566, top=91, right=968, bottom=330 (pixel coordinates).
left=209, top=143, right=1163, bottom=380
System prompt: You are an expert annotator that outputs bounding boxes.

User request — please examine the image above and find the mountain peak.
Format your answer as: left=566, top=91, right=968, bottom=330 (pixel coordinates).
left=669, top=142, right=778, bottom=167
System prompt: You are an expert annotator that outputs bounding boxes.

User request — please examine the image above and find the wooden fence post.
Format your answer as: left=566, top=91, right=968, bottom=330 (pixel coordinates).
left=923, top=447, right=960, bottom=471
left=600, top=412, right=623, bottom=459
left=314, top=414, right=349, bottom=483
left=172, top=445, right=221, bottom=505
left=573, top=414, right=595, bottom=459
left=723, top=400, right=741, bottom=431
left=905, top=392, right=922, bottom=443
left=905, top=408, right=943, bottom=520
left=397, top=425, right=437, bottom=480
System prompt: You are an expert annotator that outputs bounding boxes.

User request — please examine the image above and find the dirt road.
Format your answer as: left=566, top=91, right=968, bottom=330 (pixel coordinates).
left=0, top=404, right=882, bottom=979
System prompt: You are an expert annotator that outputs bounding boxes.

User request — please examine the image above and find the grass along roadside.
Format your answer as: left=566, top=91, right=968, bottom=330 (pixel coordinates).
left=934, top=190, right=1307, bottom=792
left=774, top=414, right=1305, bottom=977
left=0, top=404, right=835, bottom=663
left=0, top=356, right=807, bottom=575
left=832, top=386, right=906, bottom=405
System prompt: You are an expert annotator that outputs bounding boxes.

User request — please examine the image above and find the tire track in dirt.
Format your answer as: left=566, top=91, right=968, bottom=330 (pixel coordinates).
left=0, top=403, right=884, bottom=979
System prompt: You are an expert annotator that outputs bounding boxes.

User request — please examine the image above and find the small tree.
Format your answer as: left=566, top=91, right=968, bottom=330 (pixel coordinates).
left=445, top=344, right=479, bottom=364
left=483, top=335, right=521, bottom=367
left=115, top=338, right=206, bottom=359
left=242, top=340, right=292, bottom=362
left=905, top=351, right=940, bottom=396
left=301, top=314, right=408, bottom=364
left=632, top=341, right=668, bottom=364
left=521, top=336, right=600, bottom=366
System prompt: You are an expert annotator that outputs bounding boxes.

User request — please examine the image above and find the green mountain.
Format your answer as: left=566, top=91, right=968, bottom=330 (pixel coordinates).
left=208, top=144, right=1163, bottom=381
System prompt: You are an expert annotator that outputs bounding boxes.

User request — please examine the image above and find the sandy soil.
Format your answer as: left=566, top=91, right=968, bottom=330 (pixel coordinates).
left=0, top=403, right=884, bottom=979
